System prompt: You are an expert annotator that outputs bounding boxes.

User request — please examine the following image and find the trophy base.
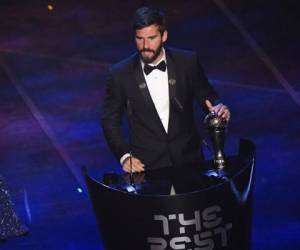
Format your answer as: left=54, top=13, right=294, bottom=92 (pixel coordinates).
left=214, top=160, right=226, bottom=169
left=204, top=168, right=228, bottom=180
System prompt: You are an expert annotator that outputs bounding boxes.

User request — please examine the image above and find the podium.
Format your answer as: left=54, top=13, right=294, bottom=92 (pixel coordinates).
left=85, top=139, right=255, bottom=250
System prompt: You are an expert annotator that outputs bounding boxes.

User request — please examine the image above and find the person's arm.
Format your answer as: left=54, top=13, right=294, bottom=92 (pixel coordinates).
left=101, top=68, right=145, bottom=172
left=101, top=68, right=130, bottom=160
left=189, top=53, right=230, bottom=121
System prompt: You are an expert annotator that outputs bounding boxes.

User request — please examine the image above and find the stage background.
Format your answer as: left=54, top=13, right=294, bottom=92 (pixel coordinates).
left=0, top=0, right=299, bottom=249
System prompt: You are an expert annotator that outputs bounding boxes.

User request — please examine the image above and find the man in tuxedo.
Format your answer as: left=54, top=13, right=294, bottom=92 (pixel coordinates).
left=101, top=6, right=230, bottom=173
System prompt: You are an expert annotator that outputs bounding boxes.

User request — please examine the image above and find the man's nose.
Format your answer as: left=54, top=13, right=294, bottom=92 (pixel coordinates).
left=143, top=39, right=150, bottom=49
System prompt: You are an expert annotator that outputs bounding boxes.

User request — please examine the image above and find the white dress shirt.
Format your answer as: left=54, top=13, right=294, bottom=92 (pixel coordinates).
left=120, top=48, right=170, bottom=165
left=141, top=49, right=169, bottom=133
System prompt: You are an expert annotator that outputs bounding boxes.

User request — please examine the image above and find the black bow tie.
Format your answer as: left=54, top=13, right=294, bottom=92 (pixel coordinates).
left=143, top=60, right=167, bottom=75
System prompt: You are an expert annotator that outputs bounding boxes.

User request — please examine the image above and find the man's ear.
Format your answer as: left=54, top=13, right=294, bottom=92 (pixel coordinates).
left=162, top=30, right=168, bottom=43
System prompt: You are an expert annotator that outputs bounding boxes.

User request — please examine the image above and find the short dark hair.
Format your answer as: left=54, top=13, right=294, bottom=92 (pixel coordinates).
left=133, top=6, right=166, bottom=34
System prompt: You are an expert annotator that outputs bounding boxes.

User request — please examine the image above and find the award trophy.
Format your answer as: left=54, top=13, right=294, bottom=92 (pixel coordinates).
left=204, top=111, right=228, bottom=175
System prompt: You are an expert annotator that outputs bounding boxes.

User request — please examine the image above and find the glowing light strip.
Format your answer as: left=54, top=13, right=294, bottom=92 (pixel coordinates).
left=23, top=189, right=32, bottom=224
left=0, top=57, right=85, bottom=189
left=229, top=158, right=255, bottom=204
left=0, top=48, right=108, bottom=67
left=210, top=79, right=300, bottom=94
left=213, top=0, right=300, bottom=107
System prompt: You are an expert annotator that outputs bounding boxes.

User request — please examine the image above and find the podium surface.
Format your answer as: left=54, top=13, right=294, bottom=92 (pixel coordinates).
left=85, top=139, right=255, bottom=250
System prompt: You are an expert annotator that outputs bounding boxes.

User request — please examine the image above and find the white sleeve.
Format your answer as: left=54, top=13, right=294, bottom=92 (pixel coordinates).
left=120, top=153, right=131, bottom=166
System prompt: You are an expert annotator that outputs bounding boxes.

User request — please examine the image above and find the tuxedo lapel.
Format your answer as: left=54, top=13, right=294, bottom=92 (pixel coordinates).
left=165, top=49, right=181, bottom=135
left=134, top=56, right=153, bottom=108
left=166, top=49, right=177, bottom=100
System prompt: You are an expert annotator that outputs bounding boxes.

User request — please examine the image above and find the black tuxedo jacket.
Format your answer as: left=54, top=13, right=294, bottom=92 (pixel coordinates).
left=101, top=47, right=219, bottom=169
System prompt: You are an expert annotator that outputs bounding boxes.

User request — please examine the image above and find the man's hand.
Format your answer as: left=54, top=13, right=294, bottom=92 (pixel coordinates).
left=205, top=100, right=231, bottom=121
left=122, top=156, right=145, bottom=173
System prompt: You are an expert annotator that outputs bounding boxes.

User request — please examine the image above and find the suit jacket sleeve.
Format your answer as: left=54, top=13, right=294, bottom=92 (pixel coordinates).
left=188, top=53, right=220, bottom=110
left=101, top=67, right=130, bottom=161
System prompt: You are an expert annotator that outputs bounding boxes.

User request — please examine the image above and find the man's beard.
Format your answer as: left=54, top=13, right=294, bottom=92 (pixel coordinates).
left=139, top=43, right=163, bottom=64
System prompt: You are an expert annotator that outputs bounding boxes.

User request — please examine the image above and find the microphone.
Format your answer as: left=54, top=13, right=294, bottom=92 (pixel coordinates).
left=172, top=97, right=184, bottom=112
left=127, top=99, right=134, bottom=186
left=127, top=99, right=133, bottom=116
left=129, top=153, right=134, bottom=186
